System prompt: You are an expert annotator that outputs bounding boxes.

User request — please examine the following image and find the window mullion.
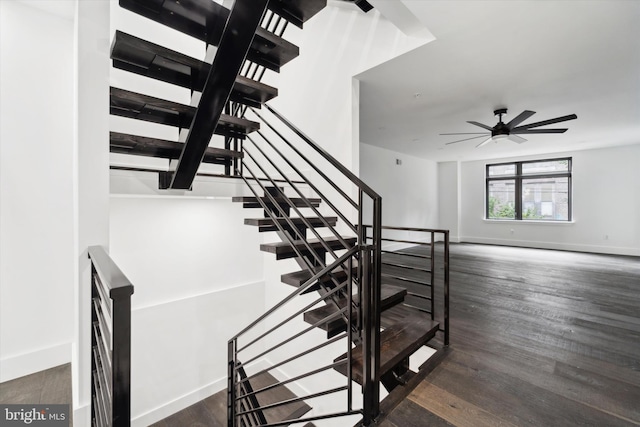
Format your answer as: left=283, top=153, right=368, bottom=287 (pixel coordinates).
left=515, top=163, right=523, bottom=220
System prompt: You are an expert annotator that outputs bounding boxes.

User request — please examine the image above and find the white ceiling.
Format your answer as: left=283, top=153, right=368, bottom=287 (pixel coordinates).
left=358, top=0, right=640, bottom=162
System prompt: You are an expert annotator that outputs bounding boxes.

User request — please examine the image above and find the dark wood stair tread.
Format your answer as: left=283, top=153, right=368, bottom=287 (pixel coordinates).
left=260, top=237, right=356, bottom=260
left=244, top=216, right=337, bottom=232
left=232, top=196, right=321, bottom=209
left=245, top=371, right=312, bottom=425
left=334, top=313, right=440, bottom=385
left=111, top=31, right=278, bottom=108
left=281, top=263, right=357, bottom=291
left=303, top=284, right=407, bottom=338
left=110, top=87, right=259, bottom=138
left=109, top=132, right=242, bottom=164
left=119, top=0, right=299, bottom=71
left=268, top=0, right=327, bottom=28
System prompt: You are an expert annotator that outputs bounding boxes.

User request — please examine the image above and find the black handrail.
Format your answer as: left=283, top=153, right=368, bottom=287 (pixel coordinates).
left=228, top=103, right=383, bottom=426
left=89, top=246, right=134, bottom=427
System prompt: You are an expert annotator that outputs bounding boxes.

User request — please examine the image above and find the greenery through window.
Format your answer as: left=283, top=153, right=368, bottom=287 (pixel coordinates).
left=486, top=158, right=572, bottom=221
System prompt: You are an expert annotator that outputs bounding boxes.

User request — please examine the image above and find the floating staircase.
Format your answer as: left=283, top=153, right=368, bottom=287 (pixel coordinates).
left=108, top=0, right=448, bottom=425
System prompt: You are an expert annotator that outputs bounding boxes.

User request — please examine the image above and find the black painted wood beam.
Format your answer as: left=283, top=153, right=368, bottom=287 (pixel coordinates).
left=170, top=0, right=269, bottom=189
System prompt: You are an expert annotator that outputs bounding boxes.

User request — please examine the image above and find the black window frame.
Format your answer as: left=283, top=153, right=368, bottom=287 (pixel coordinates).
left=485, top=157, right=572, bottom=221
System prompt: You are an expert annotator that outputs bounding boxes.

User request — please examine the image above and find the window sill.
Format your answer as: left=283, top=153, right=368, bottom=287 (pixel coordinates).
left=483, top=219, right=575, bottom=225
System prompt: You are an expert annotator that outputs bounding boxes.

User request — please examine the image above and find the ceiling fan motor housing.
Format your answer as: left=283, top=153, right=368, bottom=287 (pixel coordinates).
left=492, top=108, right=509, bottom=137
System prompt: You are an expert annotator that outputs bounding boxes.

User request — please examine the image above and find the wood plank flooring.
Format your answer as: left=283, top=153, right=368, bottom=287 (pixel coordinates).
left=0, top=364, right=73, bottom=426
left=380, top=243, right=640, bottom=427
left=2, top=244, right=637, bottom=426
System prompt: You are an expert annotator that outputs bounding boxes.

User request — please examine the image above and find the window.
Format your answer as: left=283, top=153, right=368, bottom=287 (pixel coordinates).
left=486, top=158, right=572, bottom=221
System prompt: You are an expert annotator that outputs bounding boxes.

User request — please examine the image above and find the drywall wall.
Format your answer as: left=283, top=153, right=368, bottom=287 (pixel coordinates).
left=73, top=2, right=112, bottom=425
left=262, top=3, right=430, bottom=198
left=0, top=1, right=75, bottom=382
left=109, top=196, right=266, bottom=425
left=438, top=161, right=460, bottom=241
left=360, top=143, right=439, bottom=246
left=457, top=144, right=640, bottom=256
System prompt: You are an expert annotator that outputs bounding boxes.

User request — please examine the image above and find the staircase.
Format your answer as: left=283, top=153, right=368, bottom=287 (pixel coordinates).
left=108, top=1, right=448, bottom=426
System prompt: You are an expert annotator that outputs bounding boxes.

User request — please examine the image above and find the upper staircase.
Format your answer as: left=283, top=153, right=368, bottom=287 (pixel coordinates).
left=107, top=1, right=449, bottom=426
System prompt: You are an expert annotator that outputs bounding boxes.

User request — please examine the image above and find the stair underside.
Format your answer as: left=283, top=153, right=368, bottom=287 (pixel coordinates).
left=268, top=0, right=327, bottom=28
left=232, top=196, right=321, bottom=209
left=280, top=263, right=358, bottom=295
left=110, top=87, right=259, bottom=138
left=303, top=284, right=407, bottom=338
left=119, top=0, right=299, bottom=71
left=334, top=312, right=440, bottom=385
left=244, top=216, right=338, bottom=232
left=110, top=132, right=242, bottom=164
left=111, top=31, right=278, bottom=108
left=260, top=237, right=356, bottom=260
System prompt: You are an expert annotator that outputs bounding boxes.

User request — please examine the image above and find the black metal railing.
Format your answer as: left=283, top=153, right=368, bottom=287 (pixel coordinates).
left=89, top=246, right=134, bottom=427
left=363, top=226, right=450, bottom=346
left=228, top=103, right=382, bottom=426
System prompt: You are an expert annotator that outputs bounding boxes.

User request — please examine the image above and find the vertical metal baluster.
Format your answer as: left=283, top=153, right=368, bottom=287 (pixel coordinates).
left=444, top=231, right=450, bottom=346
left=430, top=231, right=435, bottom=320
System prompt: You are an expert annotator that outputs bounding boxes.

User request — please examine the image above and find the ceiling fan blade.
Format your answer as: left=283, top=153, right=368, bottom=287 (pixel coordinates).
left=512, top=114, right=577, bottom=130
left=505, top=110, right=535, bottom=130
left=512, top=128, right=568, bottom=134
left=467, top=121, right=494, bottom=131
left=508, top=134, right=527, bottom=144
left=476, top=136, right=493, bottom=148
left=440, top=132, right=489, bottom=135
left=445, top=135, right=490, bottom=145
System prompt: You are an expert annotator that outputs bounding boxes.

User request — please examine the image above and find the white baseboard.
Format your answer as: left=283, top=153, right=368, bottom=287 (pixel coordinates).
left=0, top=342, right=71, bottom=383
left=131, top=376, right=227, bottom=427
left=130, top=359, right=270, bottom=427
left=459, top=236, right=640, bottom=256
left=73, top=403, right=91, bottom=427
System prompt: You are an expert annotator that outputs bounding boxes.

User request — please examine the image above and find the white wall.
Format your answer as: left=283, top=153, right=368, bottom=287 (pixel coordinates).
left=0, top=1, right=75, bottom=382
left=109, top=196, right=265, bottom=425
left=360, top=144, right=439, bottom=247
left=263, top=3, right=429, bottom=183
left=456, top=144, right=640, bottom=256
left=438, top=161, right=460, bottom=241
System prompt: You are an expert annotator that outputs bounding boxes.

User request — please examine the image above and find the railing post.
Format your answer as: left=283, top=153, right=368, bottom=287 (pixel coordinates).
left=362, top=195, right=382, bottom=426
left=444, top=231, right=450, bottom=346
left=430, top=231, right=435, bottom=320
left=360, top=246, right=376, bottom=426
left=227, top=340, right=237, bottom=427
left=88, top=246, right=133, bottom=427
left=111, top=288, right=133, bottom=427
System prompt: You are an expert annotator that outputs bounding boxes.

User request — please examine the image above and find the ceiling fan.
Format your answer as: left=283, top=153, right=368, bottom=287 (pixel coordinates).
left=442, top=108, right=577, bottom=147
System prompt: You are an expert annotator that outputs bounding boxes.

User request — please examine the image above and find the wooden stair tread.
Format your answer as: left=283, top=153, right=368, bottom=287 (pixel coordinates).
left=244, top=216, right=337, bottom=232
left=280, top=263, right=356, bottom=288
left=110, top=132, right=242, bottom=164
left=260, top=237, right=356, bottom=260
left=268, top=0, right=327, bottom=28
left=333, top=313, right=440, bottom=385
left=111, top=31, right=278, bottom=108
left=119, top=0, right=299, bottom=71
left=246, top=371, right=312, bottom=425
left=303, top=285, right=407, bottom=338
left=232, top=196, right=321, bottom=209
left=244, top=216, right=337, bottom=226
left=110, top=87, right=259, bottom=138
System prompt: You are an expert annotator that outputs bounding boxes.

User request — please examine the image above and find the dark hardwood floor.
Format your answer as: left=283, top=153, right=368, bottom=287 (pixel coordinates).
left=2, top=244, right=638, bottom=426
left=0, top=363, right=73, bottom=426
left=380, top=243, right=640, bottom=427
